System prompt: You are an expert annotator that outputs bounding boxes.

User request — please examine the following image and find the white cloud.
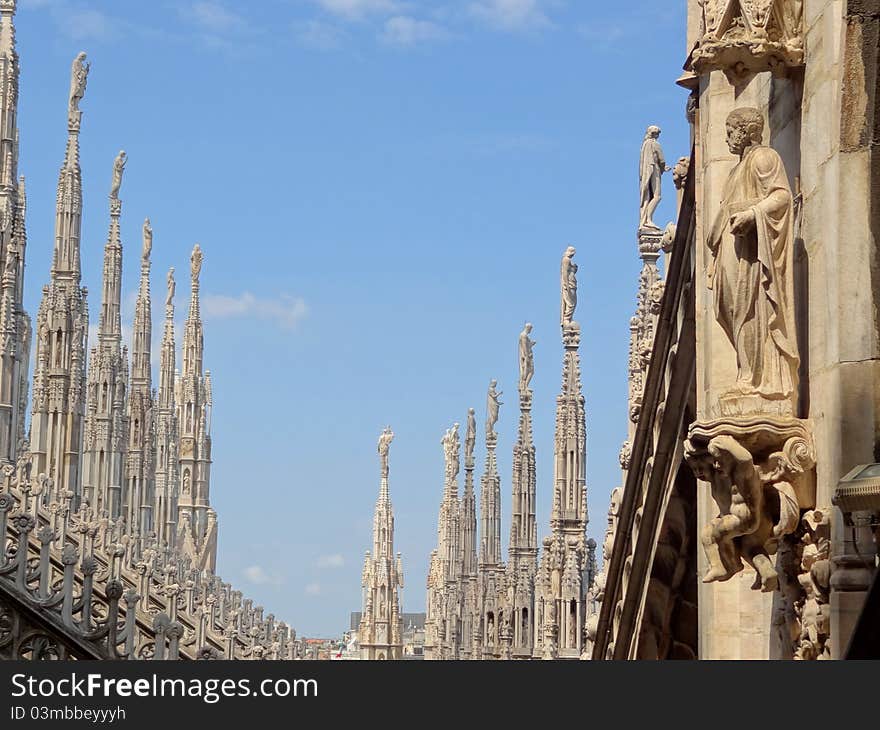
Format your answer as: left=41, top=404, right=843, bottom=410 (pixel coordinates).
left=244, top=565, right=284, bottom=586
left=305, top=582, right=322, bottom=596
left=469, top=0, right=552, bottom=32
left=313, top=0, right=403, bottom=21
left=182, top=1, right=245, bottom=33
left=202, top=292, right=309, bottom=331
left=380, top=16, right=448, bottom=46
left=316, top=554, right=345, bottom=569
left=22, top=0, right=117, bottom=41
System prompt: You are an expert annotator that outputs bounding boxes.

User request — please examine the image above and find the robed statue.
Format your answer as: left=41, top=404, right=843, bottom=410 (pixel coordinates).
left=707, top=108, right=799, bottom=409
left=191, top=244, right=203, bottom=280
left=69, top=52, right=89, bottom=115
left=166, top=267, right=175, bottom=309
left=377, top=426, right=394, bottom=477
left=560, top=247, right=577, bottom=328
left=142, top=218, right=152, bottom=261
left=519, top=322, right=535, bottom=392
left=465, top=408, right=476, bottom=462
left=110, top=150, right=127, bottom=200
left=639, top=125, right=670, bottom=230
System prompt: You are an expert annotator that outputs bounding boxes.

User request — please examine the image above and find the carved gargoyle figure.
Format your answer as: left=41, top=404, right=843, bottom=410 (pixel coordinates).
left=685, top=430, right=811, bottom=592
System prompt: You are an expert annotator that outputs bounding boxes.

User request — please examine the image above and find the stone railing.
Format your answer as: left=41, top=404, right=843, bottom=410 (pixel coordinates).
left=0, top=462, right=297, bottom=660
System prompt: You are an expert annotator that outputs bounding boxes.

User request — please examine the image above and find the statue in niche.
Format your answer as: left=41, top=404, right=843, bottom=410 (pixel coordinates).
left=142, top=218, right=152, bottom=261
left=377, top=426, right=393, bottom=476
left=519, top=322, right=536, bottom=392
left=485, top=380, right=502, bottom=437
left=182, top=470, right=191, bottom=495
left=68, top=52, right=89, bottom=114
left=465, top=408, right=476, bottom=462
left=166, top=267, right=175, bottom=308
left=110, top=151, right=126, bottom=200
left=638, top=126, right=670, bottom=230
left=560, top=246, right=577, bottom=327
left=707, top=108, right=798, bottom=412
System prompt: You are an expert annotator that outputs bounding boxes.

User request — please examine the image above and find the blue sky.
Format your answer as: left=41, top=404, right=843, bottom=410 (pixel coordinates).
left=17, top=0, right=689, bottom=636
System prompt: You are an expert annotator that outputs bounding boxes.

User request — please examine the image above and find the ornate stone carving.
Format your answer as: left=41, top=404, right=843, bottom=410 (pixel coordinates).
left=518, top=323, right=535, bottom=393
left=708, top=108, right=798, bottom=417
left=793, top=508, right=831, bottom=660
left=638, top=126, right=670, bottom=230
left=190, top=244, right=203, bottom=281
left=684, top=417, right=815, bottom=592
left=693, top=0, right=804, bottom=80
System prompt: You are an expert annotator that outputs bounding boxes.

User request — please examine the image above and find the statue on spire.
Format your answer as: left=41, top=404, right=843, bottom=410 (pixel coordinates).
left=190, top=244, right=203, bottom=281
left=465, top=408, right=476, bottom=462
left=166, top=267, right=175, bottom=309
left=378, top=426, right=394, bottom=478
left=68, top=52, right=89, bottom=115
left=519, top=322, right=536, bottom=393
left=486, top=379, right=503, bottom=437
left=442, top=423, right=460, bottom=480
left=560, top=246, right=577, bottom=328
left=110, top=150, right=126, bottom=200
left=638, top=125, right=670, bottom=230
left=142, top=218, right=152, bottom=261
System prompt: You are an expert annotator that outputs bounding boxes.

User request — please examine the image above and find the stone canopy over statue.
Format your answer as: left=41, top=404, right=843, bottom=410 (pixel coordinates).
left=707, top=107, right=799, bottom=416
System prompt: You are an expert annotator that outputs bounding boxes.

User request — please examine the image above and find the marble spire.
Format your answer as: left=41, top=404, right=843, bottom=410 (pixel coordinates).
left=82, top=153, right=130, bottom=519
left=0, top=0, right=30, bottom=466
left=358, top=426, right=404, bottom=659
left=125, top=217, right=155, bottom=552
left=29, top=51, right=91, bottom=500
left=154, top=267, right=180, bottom=548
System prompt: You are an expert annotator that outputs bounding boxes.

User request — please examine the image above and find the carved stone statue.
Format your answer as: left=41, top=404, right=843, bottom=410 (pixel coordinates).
left=442, top=423, right=461, bottom=479
left=166, top=267, right=175, bottom=309
left=560, top=246, right=577, bottom=328
left=638, top=126, right=670, bottom=230
left=707, top=108, right=798, bottom=414
left=142, top=218, right=152, bottom=261
left=110, top=150, right=127, bottom=200
left=377, top=426, right=393, bottom=477
left=518, top=323, right=535, bottom=393
left=191, top=244, right=203, bottom=280
left=485, top=380, right=502, bottom=437
left=465, top=408, right=476, bottom=462
left=68, top=52, right=89, bottom=115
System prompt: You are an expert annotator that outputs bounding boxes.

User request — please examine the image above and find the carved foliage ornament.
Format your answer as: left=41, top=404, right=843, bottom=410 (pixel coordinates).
left=694, top=0, right=804, bottom=79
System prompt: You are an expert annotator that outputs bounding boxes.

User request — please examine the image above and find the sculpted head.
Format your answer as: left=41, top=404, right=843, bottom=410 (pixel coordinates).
left=645, top=125, right=661, bottom=139
left=725, top=108, right=764, bottom=155
left=523, top=322, right=532, bottom=333
left=564, top=245, right=576, bottom=260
